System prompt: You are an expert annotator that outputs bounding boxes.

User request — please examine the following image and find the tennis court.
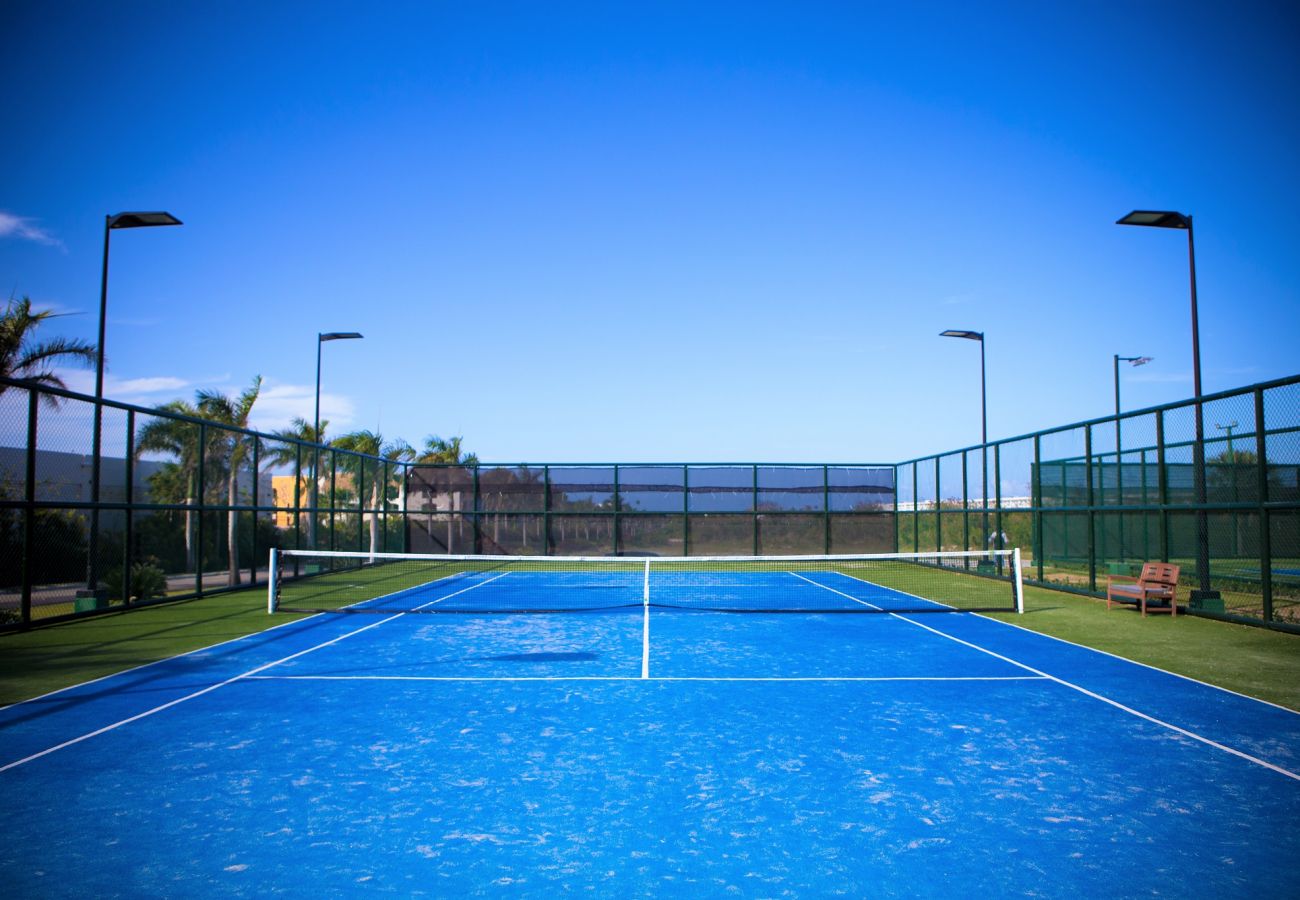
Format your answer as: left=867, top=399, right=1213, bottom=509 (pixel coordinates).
left=1, top=551, right=1298, bottom=896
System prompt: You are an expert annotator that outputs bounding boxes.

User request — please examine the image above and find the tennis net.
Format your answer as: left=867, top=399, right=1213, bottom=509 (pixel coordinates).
left=268, top=548, right=1023, bottom=615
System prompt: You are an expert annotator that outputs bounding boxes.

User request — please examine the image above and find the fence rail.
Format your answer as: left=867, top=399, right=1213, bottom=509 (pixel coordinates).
left=896, top=373, right=1300, bottom=628
left=2, top=372, right=1297, bottom=630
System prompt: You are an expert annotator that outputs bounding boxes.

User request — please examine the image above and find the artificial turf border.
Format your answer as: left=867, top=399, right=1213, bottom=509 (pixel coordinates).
left=1, top=581, right=1297, bottom=710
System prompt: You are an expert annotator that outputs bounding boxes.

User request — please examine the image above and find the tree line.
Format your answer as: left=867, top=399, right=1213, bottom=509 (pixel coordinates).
left=0, top=296, right=478, bottom=591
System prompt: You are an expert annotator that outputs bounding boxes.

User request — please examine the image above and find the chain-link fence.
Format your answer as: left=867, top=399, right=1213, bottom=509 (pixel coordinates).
left=3, top=372, right=1298, bottom=630
left=0, top=377, right=403, bottom=626
left=404, top=464, right=896, bottom=557
left=897, top=374, right=1300, bottom=629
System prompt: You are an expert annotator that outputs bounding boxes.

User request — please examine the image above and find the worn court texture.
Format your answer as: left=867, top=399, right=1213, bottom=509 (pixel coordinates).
left=1, top=570, right=1298, bottom=897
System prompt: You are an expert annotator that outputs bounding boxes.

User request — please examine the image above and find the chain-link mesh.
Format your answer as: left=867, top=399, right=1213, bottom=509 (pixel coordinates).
left=3, top=372, right=1298, bottom=629
left=896, top=377, right=1300, bottom=628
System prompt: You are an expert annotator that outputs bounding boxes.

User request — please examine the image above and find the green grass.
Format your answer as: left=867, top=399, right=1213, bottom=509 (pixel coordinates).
left=0, top=592, right=309, bottom=707
left=988, top=584, right=1300, bottom=710
left=2, top=576, right=1298, bottom=711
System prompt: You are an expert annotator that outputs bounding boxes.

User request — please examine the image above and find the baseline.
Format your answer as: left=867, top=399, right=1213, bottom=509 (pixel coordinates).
left=0, top=573, right=508, bottom=773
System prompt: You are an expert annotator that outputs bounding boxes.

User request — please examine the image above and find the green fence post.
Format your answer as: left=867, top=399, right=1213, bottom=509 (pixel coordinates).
left=892, top=465, right=899, bottom=555
left=1033, top=433, right=1043, bottom=582
left=473, top=464, right=482, bottom=554
left=329, top=452, right=337, bottom=553
left=682, top=465, right=690, bottom=557
left=196, top=423, right=205, bottom=596
left=401, top=462, right=410, bottom=554
left=1085, top=424, right=1096, bottom=592
left=20, top=388, right=37, bottom=626
left=1141, top=447, right=1151, bottom=561
left=543, top=464, right=552, bottom=556
left=123, top=409, right=135, bottom=604
left=934, top=457, right=942, bottom=552
left=824, top=465, right=831, bottom=555
left=912, top=464, right=919, bottom=554
left=995, top=443, right=1004, bottom=574
left=1255, top=387, right=1272, bottom=620
left=1116, top=409, right=1125, bottom=563
left=293, top=443, right=303, bottom=558
left=1157, top=410, right=1169, bottom=563
left=961, top=452, right=970, bottom=552
left=249, top=435, right=259, bottom=585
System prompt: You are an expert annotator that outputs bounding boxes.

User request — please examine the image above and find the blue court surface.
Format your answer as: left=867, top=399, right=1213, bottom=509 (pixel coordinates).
left=2, top=570, right=1299, bottom=897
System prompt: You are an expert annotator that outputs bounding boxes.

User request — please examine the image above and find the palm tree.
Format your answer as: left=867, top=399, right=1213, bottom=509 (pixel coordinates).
left=195, top=377, right=262, bottom=585
left=134, top=400, right=204, bottom=572
left=0, top=296, right=98, bottom=402
left=417, top=435, right=479, bottom=466
left=414, top=435, right=478, bottom=550
left=382, top=438, right=416, bottom=533
left=263, top=417, right=327, bottom=548
left=333, top=430, right=415, bottom=557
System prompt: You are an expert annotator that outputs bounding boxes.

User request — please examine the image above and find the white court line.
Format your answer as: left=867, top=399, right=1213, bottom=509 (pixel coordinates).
left=0, top=572, right=510, bottom=774
left=787, top=571, right=882, bottom=608
left=801, top=571, right=1300, bottom=784
left=246, top=674, right=1048, bottom=682
left=978, top=609, right=1300, bottom=718
left=0, top=567, right=484, bottom=715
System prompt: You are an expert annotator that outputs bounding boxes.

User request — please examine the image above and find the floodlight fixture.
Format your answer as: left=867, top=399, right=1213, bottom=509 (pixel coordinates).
left=1116, top=207, right=1215, bottom=599
left=88, top=210, right=183, bottom=593
left=940, top=329, right=989, bottom=547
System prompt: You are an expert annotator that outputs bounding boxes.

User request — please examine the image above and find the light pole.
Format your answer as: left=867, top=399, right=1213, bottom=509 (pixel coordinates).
left=1113, top=355, right=1153, bottom=565
left=1113, top=355, right=1153, bottom=425
left=940, top=330, right=988, bottom=554
left=311, top=332, right=363, bottom=549
left=84, top=212, right=183, bottom=598
left=1117, top=209, right=1217, bottom=602
left=1215, top=421, right=1237, bottom=463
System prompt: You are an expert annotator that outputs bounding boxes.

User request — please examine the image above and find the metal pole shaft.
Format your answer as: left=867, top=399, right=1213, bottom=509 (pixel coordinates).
left=1188, top=218, right=1212, bottom=594
left=87, top=216, right=111, bottom=591
left=1114, top=354, right=1124, bottom=562
left=980, top=335, right=988, bottom=550
left=312, top=335, right=322, bottom=550
left=1113, top=355, right=1121, bottom=424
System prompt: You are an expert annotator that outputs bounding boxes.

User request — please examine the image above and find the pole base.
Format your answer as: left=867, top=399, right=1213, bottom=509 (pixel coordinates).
left=1189, top=589, right=1224, bottom=614
left=74, top=589, right=108, bottom=613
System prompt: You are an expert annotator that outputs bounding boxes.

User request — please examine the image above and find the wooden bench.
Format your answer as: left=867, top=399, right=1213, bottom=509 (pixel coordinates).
left=1106, top=562, right=1181, bottom=617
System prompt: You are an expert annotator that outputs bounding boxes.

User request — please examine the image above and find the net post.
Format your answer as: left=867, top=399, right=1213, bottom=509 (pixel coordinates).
left=643, top=558, right=651, bottom=603
left=1012, top=546, right=1025, bottom=614
left=267, top=548, right=279, bottom=614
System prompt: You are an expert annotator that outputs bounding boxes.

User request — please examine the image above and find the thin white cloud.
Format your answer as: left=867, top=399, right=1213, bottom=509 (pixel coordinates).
left=112, top=375, right=190, bottom=394
left=248, top=380, right=357, bottom=434
left=1129, top=371, right=1192, bottom=385
left=57, top=369, right=193, bottom=404
left=44, top=369, right=357, bottom=435
left=0, top=211, right=65, bottom=250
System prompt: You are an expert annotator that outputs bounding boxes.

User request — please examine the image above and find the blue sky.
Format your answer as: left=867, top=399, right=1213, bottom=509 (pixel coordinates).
left=3, top=1, right=1298, bottom=463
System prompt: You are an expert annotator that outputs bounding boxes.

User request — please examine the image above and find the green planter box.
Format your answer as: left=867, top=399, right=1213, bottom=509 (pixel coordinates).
left=1189, top=592, right=1226, bottom=614
left=73, top=590, right=108, bottom=613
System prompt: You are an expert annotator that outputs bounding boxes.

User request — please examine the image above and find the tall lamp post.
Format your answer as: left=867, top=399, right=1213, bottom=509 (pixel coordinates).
left=84, top=212, right=183, bottom=598
left=940, top=330, right=988, bottom=553
left=311, top=332, right=364, bottom=548
left=1113, top=355, right=1153, bottom=424
left=1116, top=209, right=1217, bottom=602
left=1113, top=355, right=1153, bottom=564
